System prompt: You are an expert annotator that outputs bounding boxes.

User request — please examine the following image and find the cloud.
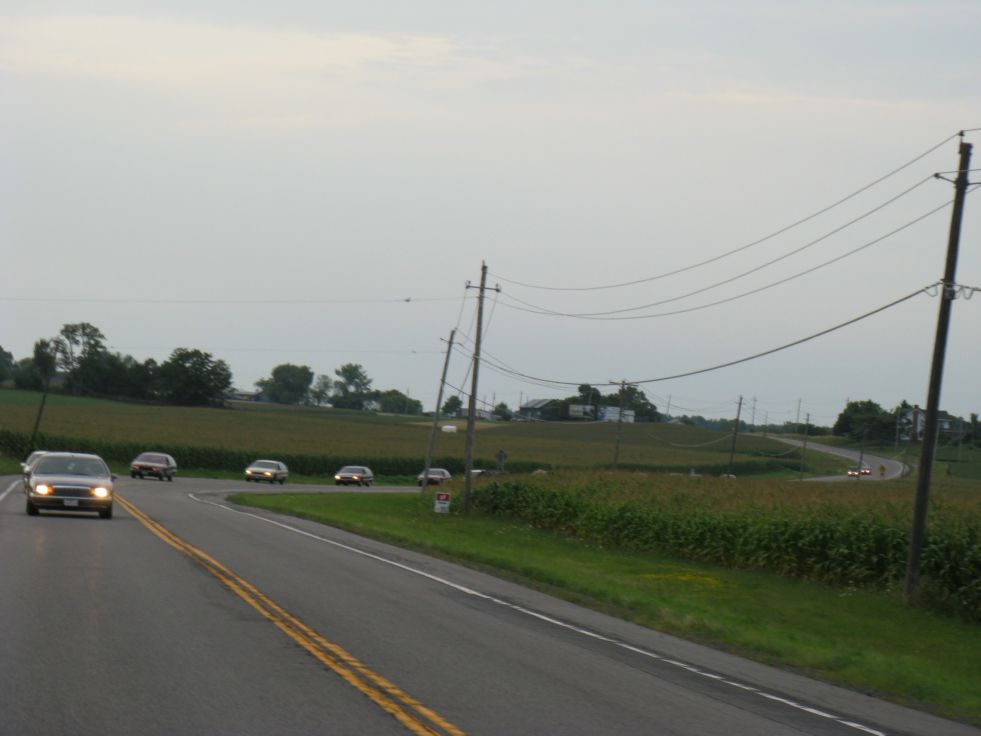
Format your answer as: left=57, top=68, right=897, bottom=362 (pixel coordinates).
left=0, top=15, right=459, bottom=88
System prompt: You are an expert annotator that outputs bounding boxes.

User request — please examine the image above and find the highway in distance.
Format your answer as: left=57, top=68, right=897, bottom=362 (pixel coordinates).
left=1, top=475, right=977, bottom=736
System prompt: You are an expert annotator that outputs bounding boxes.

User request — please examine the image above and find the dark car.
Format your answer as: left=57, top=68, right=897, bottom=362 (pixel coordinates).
left=245, top=459, right=288, bottom=484
left=130, top=452, right=177, bottom=481
left=417, top=468, right=452, bottom=486
left=24, top=451, right=115, bottom=519
left=334, top=465, right=374, bottom=486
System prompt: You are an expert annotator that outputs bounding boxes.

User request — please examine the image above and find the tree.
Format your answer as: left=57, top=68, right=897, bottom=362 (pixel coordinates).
left=331, top=363, right=373, bottom=409
left=833, top=400, right=894, bottom=441
left=157, top=348, right=232, bottom=406
left=333, top=363, right=372, bottom=395
left=442, top=395, right=463, bottom=416
left=256, top=363, right=314, bottom=405
left=310, top=375, right=333, bottom=406
left=53, top=322, right=106, bottom=395
left=493, top=402, right=512, bottom=420
left=0, top=345, right=14, bottom=382
left=375, top=389, right=423, bottom=415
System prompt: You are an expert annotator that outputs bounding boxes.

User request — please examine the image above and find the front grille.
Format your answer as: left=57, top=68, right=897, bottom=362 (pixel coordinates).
left=50, top=485, right=96, bottom=497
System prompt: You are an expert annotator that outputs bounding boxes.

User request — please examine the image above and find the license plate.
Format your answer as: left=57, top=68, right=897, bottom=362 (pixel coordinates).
left=63, top=499, right=79, bottom=507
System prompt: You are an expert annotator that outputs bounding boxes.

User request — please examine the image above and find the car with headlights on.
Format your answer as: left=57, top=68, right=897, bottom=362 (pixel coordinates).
left=245, top=459, right=288, bottom=484
left=130, top=451, right=177, bottom=481
left=20, top=450, right=48, bottom=481
left=417, top=468, right=452, bottom=486
left=24, top=451, right=115, bottom=519
left=334, top=465, right=374, bottom=486
left=847, top=467, right=861, bottom=477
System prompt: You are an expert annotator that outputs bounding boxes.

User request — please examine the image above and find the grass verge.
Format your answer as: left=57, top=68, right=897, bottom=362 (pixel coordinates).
left=229, top=490, right=981, bottom=725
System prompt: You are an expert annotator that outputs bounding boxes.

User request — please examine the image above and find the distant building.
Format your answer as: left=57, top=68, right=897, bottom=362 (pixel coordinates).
left=598, top=406, right=635, bottom=423
left=568, top=403, right=596, bottom=420
left=518, top=399, right=558, bottom=420
left=899, top=404, right=956, bottom=440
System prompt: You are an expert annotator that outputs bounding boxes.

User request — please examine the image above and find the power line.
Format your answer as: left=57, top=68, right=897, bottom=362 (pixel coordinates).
left=477, top=283, right=939, bottom=388
left=2, top=295, right=469, bottom=305
left=496, top=197, right=958, bottom=321
left=490, top=132, right=960, bottom=292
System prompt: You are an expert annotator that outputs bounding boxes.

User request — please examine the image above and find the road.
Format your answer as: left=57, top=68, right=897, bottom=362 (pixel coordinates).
left=1, top=475, right=975, bottom=736
left=768, top=438, right=908, bottom=481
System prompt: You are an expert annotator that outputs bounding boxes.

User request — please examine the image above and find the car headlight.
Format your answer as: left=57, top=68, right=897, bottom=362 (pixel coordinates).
left=93, top=487, right=110, bottom=498
left=334, top=475, right=341, bottom=480
left=264, top=471, right=272, bottom=476
left=246, top=469, right=253, bottom=474
left=35, top=484, right=52, bottom=495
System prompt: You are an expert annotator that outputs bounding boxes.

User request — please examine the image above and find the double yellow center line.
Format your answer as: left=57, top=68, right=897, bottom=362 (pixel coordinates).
left=117, top=495, right=465, bottom=736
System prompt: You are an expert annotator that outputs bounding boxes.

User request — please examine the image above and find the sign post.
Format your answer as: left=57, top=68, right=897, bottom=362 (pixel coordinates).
left=434, top=492, right=451, bottom=514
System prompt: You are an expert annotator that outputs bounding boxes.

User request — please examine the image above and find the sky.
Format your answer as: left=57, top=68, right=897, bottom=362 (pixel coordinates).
left=3, top=1, right=981, bottom=425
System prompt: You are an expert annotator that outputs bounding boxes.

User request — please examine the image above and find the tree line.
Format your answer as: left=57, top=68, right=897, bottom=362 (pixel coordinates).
left=0, top=323, right=422, bottom=413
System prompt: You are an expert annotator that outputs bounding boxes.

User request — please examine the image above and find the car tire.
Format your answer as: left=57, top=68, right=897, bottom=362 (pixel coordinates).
left=167, top=474, right=174, bottom=482
left=159, top=475, right=165, bottom=481
left=279, top=478, right=286, bottom=485
left=26, top=499, right=39, bottom=516
left=366, top=481, right=372, bottom=487
left=131, top=472, right=137, bottom=478
left=100, top=504, right=113, bottom=519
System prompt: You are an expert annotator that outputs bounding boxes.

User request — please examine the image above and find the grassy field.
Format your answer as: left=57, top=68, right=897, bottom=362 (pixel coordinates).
left=0, top=388, right=849, bottom=476
left=230, top=489, right=981, bottom=724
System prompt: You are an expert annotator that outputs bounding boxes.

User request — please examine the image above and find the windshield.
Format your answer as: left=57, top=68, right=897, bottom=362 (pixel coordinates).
left=35, top=456, right=109, bottom=477
left=254, top=461, right=277, bottom=469
left=137, top=453, right=167, bottom=463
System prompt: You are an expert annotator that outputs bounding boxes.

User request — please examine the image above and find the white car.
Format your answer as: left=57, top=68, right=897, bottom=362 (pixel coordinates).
left=334, top=465, right=374, bottom=486
left=417, top=468, right=452, bottom=486
left=245, top=460, right=289, bottom=484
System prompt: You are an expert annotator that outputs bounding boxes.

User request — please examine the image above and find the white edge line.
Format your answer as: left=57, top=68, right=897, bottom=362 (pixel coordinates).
left=187, top=491, right=889, bottom=736
left=1, top=480, right=20, bottom=503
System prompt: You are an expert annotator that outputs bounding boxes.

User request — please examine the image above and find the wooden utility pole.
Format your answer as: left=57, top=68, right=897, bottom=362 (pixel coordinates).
left=463, top=263, right=498, bottom=513
left=421, top=329, right=455, bottom=496
left=726, top=395, right=743, bottom=477
left=906, top=139, right=973, bottom=599
left=799, top=413, right=810, bottom=480
left=613, top=380, right=626, bottom=468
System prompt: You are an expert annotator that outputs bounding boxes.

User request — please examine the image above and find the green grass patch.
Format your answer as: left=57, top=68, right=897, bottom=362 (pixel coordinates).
left=229, top=490, right=981, bottom=723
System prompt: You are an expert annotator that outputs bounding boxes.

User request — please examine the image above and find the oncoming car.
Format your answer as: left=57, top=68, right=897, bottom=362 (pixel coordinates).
left=847, top=467, right=861, bottom=477
left=417, top=468, right=452, bottom=486
left=130, top=452, right=177, bottom=481
left=245, top=460, right=289, bottom=484
left=24, top=451, right=115, bottom=519
left=334, top=465, right=374, bottom=486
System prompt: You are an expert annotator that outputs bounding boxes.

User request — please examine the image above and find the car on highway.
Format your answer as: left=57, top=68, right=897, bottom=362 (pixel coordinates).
left=20, top=450, right=48, bottom=480
left=860, top=464, right=871, bottom=475
left=245, top=459, right=289, bottom=484
left=847, top=467, right=861, bottom=477
left=130, top=452, right=177, bottom=481
left=417, top=468, right=452, bottom=486
left=23, top=451, right=115, bottom=519
left=334, top=465, right=374, bottom=486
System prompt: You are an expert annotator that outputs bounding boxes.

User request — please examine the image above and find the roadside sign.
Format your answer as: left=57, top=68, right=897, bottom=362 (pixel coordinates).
left=434, top=492, right=451, bottom=514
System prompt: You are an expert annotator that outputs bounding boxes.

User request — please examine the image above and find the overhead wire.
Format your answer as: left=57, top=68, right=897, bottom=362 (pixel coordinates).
left=476, top=283, right=939, bottom=388
left=496, top=195, right=960, bottom=321
left=489, top=131, right=961, bottom=292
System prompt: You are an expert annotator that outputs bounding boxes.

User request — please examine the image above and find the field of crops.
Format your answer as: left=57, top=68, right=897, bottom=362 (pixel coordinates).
left=0, top=389, right=843, bottom=475
left=471, top=472, right=981, bottom=620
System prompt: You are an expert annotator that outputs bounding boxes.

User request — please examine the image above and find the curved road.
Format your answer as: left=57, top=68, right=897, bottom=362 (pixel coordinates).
left=769, top=438, right=908, bottom=481
left=1, top=475, right=974, bottom=736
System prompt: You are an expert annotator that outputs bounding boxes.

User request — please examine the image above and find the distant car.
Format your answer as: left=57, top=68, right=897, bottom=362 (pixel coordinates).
left=23, top=451, right=115, bottom=519
left=847, top=467, right=861, bottom=477
left=418, top=468, right=452, bottom=486
left=245, top=459, right=288, bottom=484
left=860, top=465, right=871, bottom=475
left=21, top=450, right=48, bottom=480
left=334, top=465, right=374, bottom=486
left=130, top=452, right=177, bottom=481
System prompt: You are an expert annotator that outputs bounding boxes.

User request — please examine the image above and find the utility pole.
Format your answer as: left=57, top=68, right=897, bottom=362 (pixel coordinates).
left=665, top=394, right=672, bottom=418
left=750, top=396, right=757, bottom=433
left=795, top=398, right=801, bottom=429
left=613, top=380, right=626, bottom=468
left=421, top=329, right=455, bottom=497
left=856, top=428, right=867, bottom=478
left=799, top=413, right=810, bottom=480
left=763, top=412, right=769, bottom=438
left=463, top=262, right=499, bottom=513
left=726, top=395, right=743, bottom=477
left=906, top=138, right=973, bottom=599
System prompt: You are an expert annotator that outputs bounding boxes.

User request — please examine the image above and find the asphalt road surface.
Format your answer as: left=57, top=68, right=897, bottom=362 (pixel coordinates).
left=768, top=438, right=908, bottom=481
left=1, top=475, right=976, bottom=736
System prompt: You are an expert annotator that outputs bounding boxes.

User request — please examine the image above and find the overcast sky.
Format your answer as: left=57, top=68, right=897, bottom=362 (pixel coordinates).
left=4, top=1, right=981, bottom=424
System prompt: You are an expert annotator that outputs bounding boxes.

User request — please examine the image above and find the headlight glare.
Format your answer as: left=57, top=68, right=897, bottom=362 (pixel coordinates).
left=93, top=487, right=110, bottom=498
left=35, top=484, right=52, bottom=495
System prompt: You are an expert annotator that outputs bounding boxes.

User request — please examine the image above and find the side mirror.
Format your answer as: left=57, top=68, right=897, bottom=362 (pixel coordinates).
left=21, top=463, right=30, bottom=474
left=111, top=474, right=118, bottom=481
